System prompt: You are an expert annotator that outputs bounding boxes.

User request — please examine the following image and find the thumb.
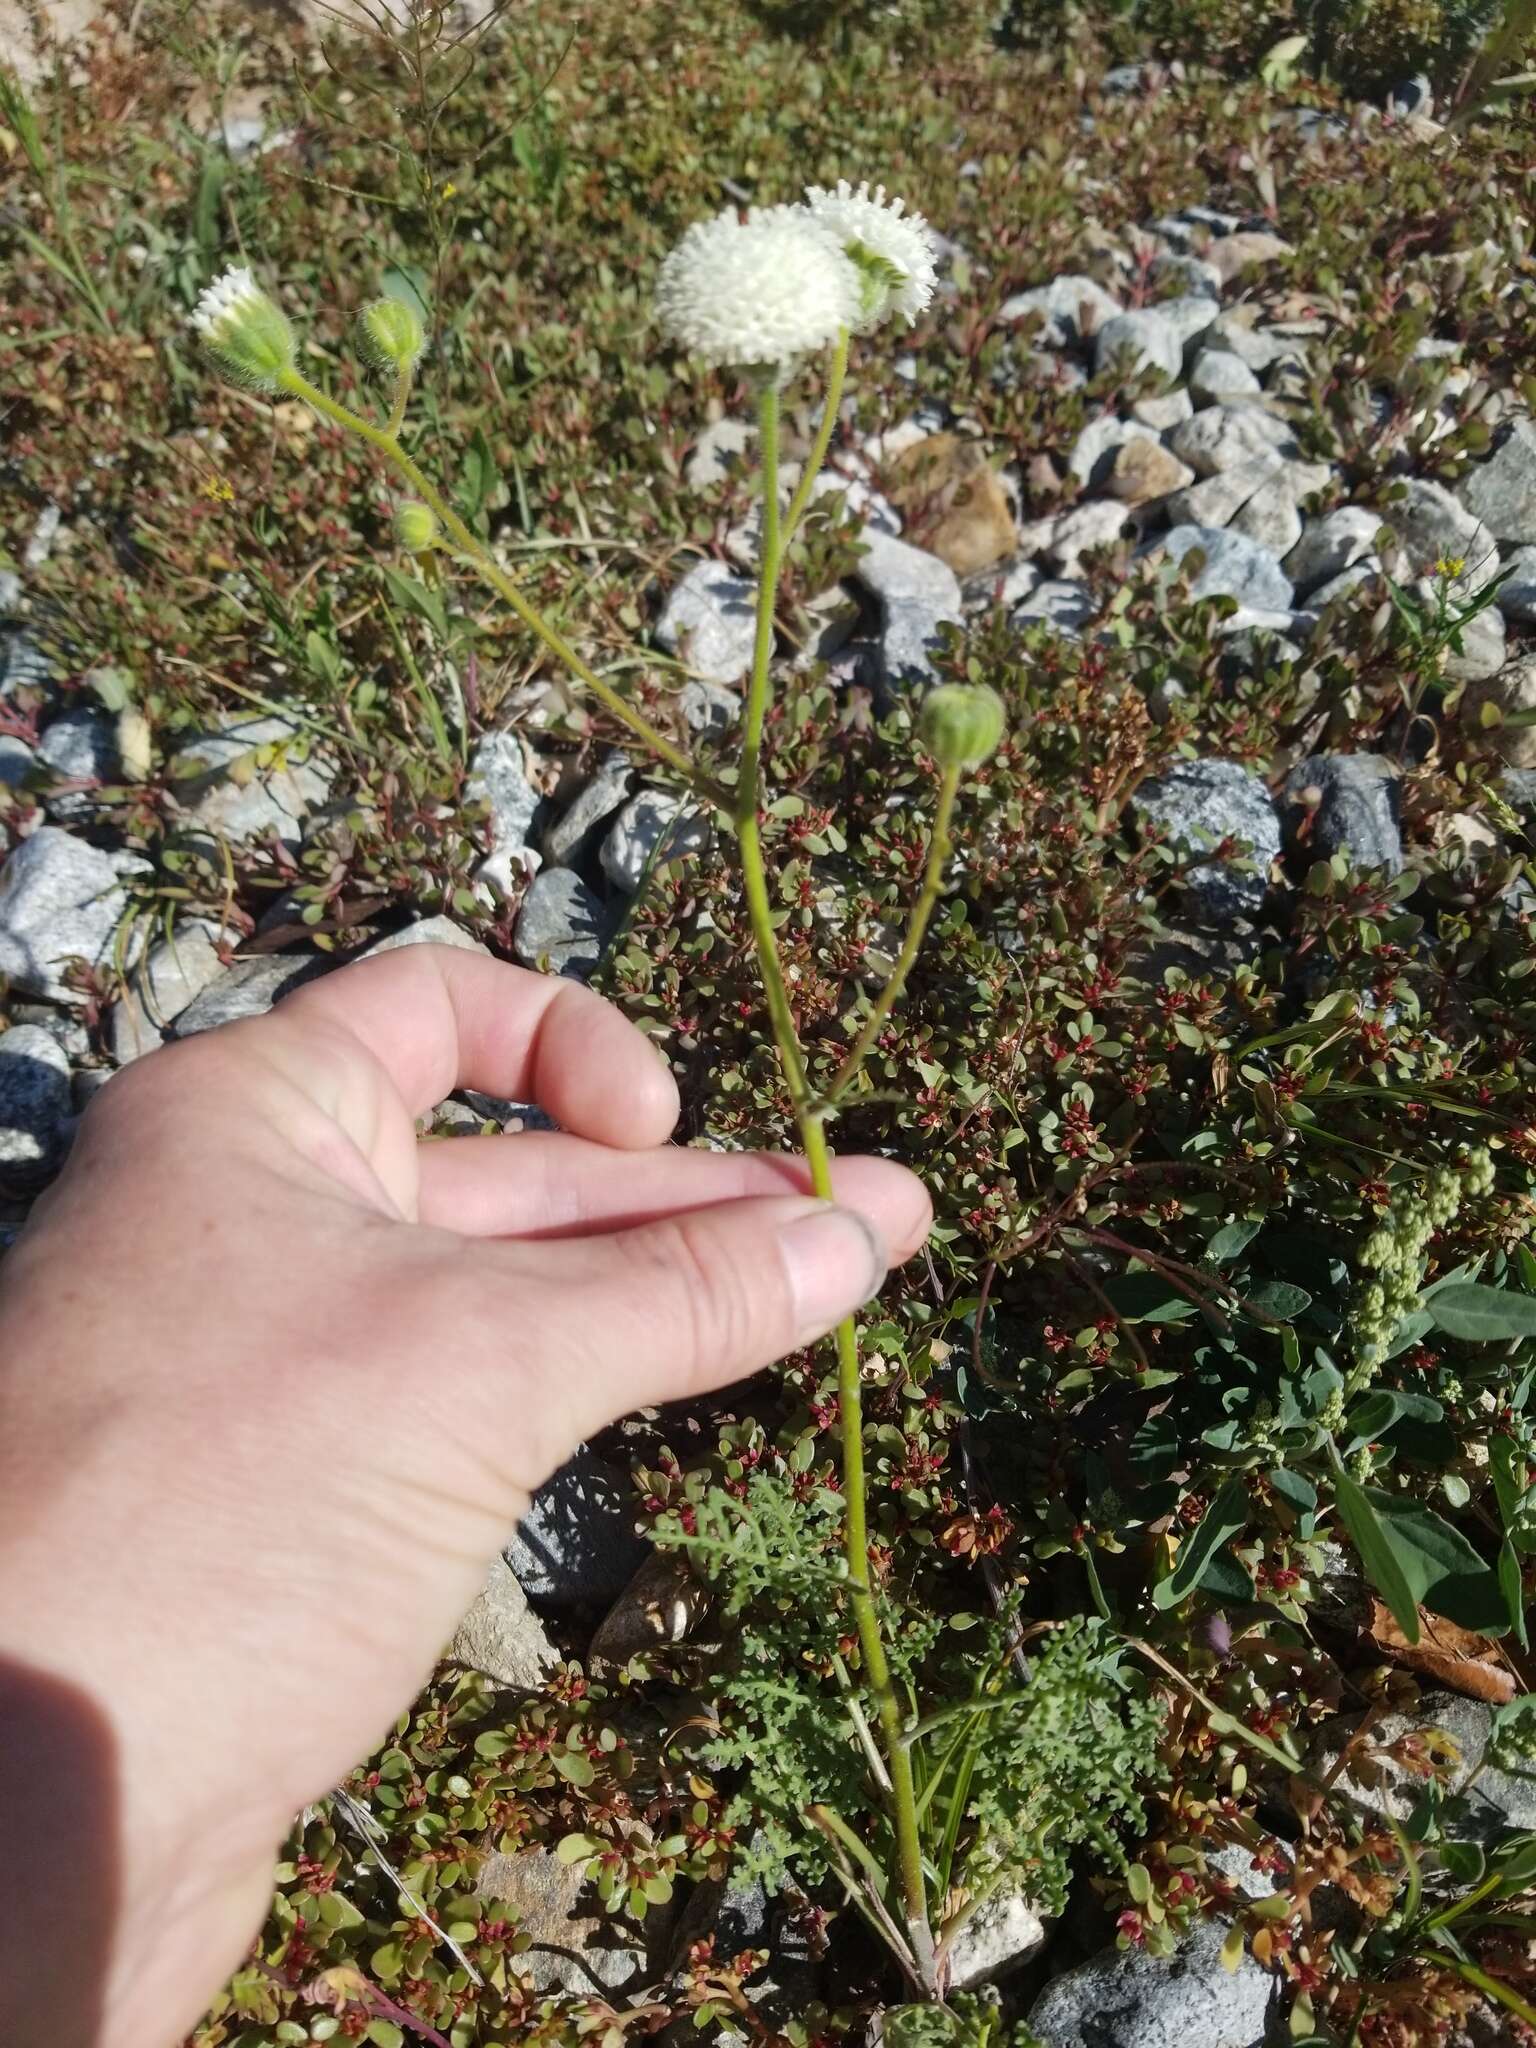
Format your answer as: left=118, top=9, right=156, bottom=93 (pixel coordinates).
left=484, top=1194, right=890, bottom=1481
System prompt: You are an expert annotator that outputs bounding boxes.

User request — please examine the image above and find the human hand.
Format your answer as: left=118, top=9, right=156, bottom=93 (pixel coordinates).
left=0, top=944, right=931, bottom=2048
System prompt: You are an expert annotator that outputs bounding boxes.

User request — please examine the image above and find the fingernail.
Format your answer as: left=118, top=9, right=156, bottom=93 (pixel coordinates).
left=778, top=1205, right=888, bottom=1344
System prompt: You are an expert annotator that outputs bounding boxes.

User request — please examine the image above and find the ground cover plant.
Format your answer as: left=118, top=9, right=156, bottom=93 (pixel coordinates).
left=6, top=0, right=1536, bottom=2041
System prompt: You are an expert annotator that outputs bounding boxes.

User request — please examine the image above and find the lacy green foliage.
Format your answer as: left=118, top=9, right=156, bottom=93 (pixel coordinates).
left=647, top=1437, right=1162, bottom=1920
left=883, top=1992, right=1043, bottom=2047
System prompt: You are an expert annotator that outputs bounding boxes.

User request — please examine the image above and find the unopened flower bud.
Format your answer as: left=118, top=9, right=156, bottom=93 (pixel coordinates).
left=190, top=267, right=297, bottom=390
left=393, top=501, right=439, bottom=553
left=918, top=683, right=1006, bottom=770
left=357, top=296, right=425, bottom=376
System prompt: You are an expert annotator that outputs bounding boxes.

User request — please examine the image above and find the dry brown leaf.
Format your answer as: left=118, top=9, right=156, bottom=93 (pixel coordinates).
left=1367, top=1597, right=1516, bottom=1705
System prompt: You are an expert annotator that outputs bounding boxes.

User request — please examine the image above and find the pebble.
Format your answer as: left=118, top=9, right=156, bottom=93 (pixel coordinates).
left=541, top=750, right=632, bottom=870
left=946, top=1886, right=1048, bottom=1992
left=36, top=706, right=120, bottom=821
left=1204, top=229, right=1293, bottom=286
left=512, top=867, right=607, bottom=979
left=1132, top=388, right=1194, bottom=431
left=0, top=1023, right=73, bottom=1187
left=1013, top=578, right=1096, bottom=637
left=851, top=527, right=964, bottom=687
left=1167, top=453, right=1282, bottom=531
left=1109, top=438, right=1196, bottom=505
left=1049, top=498, right=1136, bottom=569
left=0, top=828, right=150, bottom=1002
left=654, top=559, right=757, bottom=684
left=1094, top=309, right=1183, bottom=381
left=1189, top=351, right=1262, bottom=404
left=367, top=916, right=486, bottom=957
left=172, top=951, right=333, bottom=1035
left=448, top=1556, right=557, bottom=1690
left=1133, top=760, right=1281, bottom=922
left=678, top=679, right=740, bottom=734
left=1458, top=419, right=1536, bottom=546
left=1463, top=656, right=1536, bottom=769
left=473, top=1845, right=655, bottom=1995
left=1069, top=415, right=1156, bottom=488
left=1153, top=250, right=1223, bottom=298
left=1443, top=606, right=1507, bottom=684
left=997, top=273, right=1121, bottom=346
left=1379, top=479, right=1500, bottom=597
left=1229, top=473, right=1304, bottom=557
left=1311, top=561, right=1380, bottom=607
left=0, top=736, right=33, bottom=789
left=1284, top=507, right=1384, bottom=595
left=1156, top=294, right=1222, bottom=346
left=107, top=921, right=228, bottom=1064
left=171, top=713, right=333, bottom=850
left=466, top=729, right=541, bottom=897
left=1495, top=543, right=1536, bottom=624
left=1282, top=754, right=1403, bottom=873
left=1159, top=524, right=1294, bottom=609
left=1169, top=404, right=1297, bottom=477
left=0, top=631, right=56, bottom=698
left=684, top=416, right=752, bottom=490
left=1324, top=1691, right=1536, bottom=1842
left=599, top=788, right=708, bottom=892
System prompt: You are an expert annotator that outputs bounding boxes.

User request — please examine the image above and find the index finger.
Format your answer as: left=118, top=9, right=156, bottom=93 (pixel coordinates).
left=268, top=943, right=680, bottom=1148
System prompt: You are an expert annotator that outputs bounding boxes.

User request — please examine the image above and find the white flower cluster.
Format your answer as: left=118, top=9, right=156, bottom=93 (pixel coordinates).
left=1354, top=1148, right=1494, bottom=1369
left=190, top=266, right=296, bottom=389
left=656, top=181, right=936, bottom=367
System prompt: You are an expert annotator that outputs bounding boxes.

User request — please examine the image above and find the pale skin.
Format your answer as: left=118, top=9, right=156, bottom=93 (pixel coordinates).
left=0, top=944, right=932, bottom=2048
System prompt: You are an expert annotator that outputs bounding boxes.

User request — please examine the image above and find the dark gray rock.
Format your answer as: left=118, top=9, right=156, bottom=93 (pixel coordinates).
left=1389, top=74, right=1433, bottom=118
left=512, top=867, right=607, bottom=979
left=107, top=920, right=227, bottom=1064
left=1282, top=754, right=1402, bottom=874
left=1134, top=760, right=1281, bottom=922
left=1458, top=420, right=1536, bottom=546
left=0, top=827, right=151, bottom=1001
left=171, top=952, right=333, bottom=1036
left=0, top=1023, right=73, bottom=1187
left=505, top=1444, right=650, bottom=1614
left=466, top=729, right=540, bottom=898
left=1028, top=1846, right=1277, bottom=2048
left=541, top=752, right=633, bottom=871
left=655, top=560, right=757, bottom=684
left=0, top=736, right=33, bottom=789
left=1160, top=525, right=1294, bottom=610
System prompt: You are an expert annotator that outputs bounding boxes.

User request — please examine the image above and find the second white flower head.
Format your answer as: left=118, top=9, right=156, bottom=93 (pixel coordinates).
left=803, top=180, right=938, bottom=330
left=655, top=204, right=860, bottom=368
left=190, top=266, right=296, bottom=389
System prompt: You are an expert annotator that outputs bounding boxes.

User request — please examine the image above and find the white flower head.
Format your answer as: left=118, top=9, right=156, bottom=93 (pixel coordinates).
left=190, top=266, right=296, bottom=389
left=802, top=180, right=938, bottom=330
left=656, top=204, right=859, bottom=368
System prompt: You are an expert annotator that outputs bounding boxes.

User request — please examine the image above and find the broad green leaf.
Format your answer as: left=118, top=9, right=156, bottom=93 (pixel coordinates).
left=1154, top=1478, right=1250, bottom=1609
left=1332, top=1465, right=1421, bottom=1643
left=1246, top=1279, right=1311, bottom=1322
left=1428, top=1284, right=1536, bottom=1342
left=1208, top=1219, right=1262, bottom=1264
left=1500, top=1538, right=1529, bottom=1649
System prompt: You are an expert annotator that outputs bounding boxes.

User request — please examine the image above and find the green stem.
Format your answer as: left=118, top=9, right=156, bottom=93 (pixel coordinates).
left=826, top=766, right=960, bottom=1105
left=386, top=363, right=414, bottom=440
left=275, top=367, right=713, bottom=798
left=780, top=327, right=850, bottom=552
left=731, top=367, right=935, bottom=1991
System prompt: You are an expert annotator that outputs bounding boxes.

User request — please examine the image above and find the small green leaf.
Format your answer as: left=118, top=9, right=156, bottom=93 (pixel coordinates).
left=1154, top=1478, right=1250, bottom=1609
left=557, top=1832, right=599, bottom=1863
left=1332, top=1464, right=1421, bottom=1644
left=1208, top=1219, right=1262, bottom=1263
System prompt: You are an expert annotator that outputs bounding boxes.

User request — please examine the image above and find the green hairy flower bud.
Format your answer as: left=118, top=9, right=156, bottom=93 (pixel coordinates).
left=918, top=684, right=1006, bottom=770
left=357, top=296, right=426, bottom=375
left=190, top=268, right=297, bottom=391
left=393, top=501, right=439, bottom=553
